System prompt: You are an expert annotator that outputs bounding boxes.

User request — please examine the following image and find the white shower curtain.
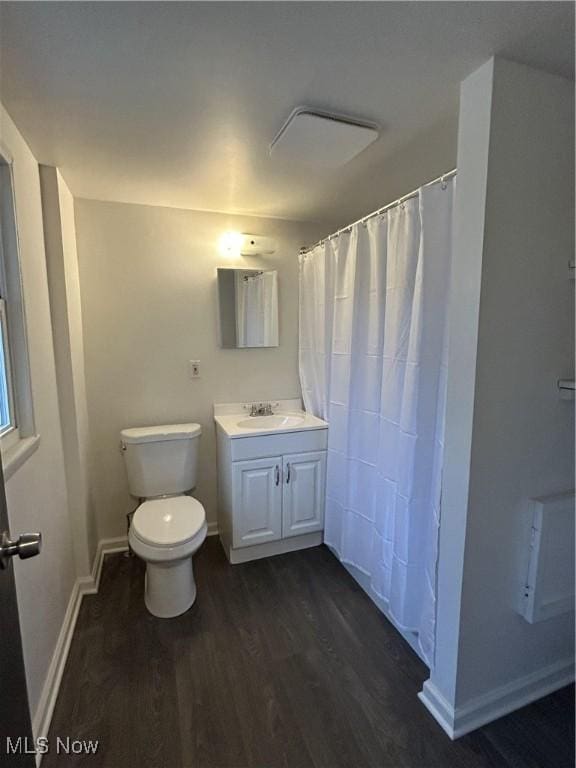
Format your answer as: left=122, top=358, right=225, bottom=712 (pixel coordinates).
left=299, top=178, right=453, bottom=666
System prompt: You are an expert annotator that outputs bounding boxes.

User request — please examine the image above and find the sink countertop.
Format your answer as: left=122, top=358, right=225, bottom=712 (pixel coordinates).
left=214, top=398, right=328, bottom=439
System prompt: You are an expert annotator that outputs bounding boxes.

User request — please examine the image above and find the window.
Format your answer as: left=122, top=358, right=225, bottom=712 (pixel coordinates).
left=0, top=148, right=37, bottom=474
left=0, top=299, right=15, bottom=435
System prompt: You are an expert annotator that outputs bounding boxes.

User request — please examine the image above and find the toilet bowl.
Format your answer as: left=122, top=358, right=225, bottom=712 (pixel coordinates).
left=129, top=495, right=207, bottom=618
left=120, top=422, right=206, bottom=618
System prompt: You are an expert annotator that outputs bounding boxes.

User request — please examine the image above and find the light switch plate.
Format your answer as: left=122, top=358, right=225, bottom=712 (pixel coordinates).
left=189, top=360, right=201, bottom=379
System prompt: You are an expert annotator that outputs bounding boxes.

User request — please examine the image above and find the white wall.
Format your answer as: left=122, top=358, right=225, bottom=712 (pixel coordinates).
left=0, top=106, right=77, bottom=723
left=40, top=165, right=97, bottom=571
left=74, top=199, right=323, bottom=540
left=423, top=57, right=574, bottom=733
left=429, top=58, right=495, bottom=711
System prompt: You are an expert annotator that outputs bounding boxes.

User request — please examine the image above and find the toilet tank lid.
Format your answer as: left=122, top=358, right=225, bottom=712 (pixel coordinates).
left=121, top=423, right=202, bottom=444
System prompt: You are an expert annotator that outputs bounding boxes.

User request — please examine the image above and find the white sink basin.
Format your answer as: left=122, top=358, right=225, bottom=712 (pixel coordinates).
left=214, top=400, right=328, bottom=438
left=237, top=414, right=305, bottom=430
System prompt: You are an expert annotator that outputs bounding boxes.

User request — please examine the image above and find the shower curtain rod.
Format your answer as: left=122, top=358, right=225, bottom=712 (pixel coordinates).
left=300, top=168, right=457, bottom=255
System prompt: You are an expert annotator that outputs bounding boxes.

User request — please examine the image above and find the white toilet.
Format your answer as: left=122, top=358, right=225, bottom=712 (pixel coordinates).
left=120, top=423, right=207, bottom=618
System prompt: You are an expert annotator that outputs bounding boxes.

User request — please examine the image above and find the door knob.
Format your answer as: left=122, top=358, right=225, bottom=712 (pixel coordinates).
left=0, top=531, right=42, bottom=569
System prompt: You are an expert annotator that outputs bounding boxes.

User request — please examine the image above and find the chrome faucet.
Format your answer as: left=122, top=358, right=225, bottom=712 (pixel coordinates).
left=250, top=402, right=273, bottom=416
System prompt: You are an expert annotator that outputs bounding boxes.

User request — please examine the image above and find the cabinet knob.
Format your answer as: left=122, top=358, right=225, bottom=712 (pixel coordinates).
left=286, top=463, right=291, bottom=484
left=275, top=465, right=280, bottom=485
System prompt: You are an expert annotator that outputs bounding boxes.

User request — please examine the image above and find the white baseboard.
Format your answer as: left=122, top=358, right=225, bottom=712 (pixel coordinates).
left=91, top=535, right=129, bottom=591
left=207, top=520, right=219, bottom=536
left=32, top=577, right=90, bottom=763
left=419, top=657, right=575, bottom=739
left=32, top=536, right=129, bottom=766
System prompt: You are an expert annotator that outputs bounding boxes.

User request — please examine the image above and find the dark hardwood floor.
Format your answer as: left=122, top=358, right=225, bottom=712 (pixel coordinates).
left=44, top=539, right=574, bottom=768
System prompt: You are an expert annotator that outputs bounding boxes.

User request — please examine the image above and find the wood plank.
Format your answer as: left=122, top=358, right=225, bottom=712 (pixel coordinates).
left=43, top=540, right=575, bottom=768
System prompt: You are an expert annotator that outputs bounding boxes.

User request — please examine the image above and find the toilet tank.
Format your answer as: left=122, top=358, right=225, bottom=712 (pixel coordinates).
left=120, top=423, right=202, bottom=498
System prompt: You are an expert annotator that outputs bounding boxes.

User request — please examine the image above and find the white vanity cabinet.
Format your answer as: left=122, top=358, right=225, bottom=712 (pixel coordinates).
left=215, top=405, right=328, bottom=564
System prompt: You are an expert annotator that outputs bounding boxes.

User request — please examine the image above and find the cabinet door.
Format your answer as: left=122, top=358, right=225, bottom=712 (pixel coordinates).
left=282, top=451, right=326, bottom=538
left=232, top=457, right=282, bottom=548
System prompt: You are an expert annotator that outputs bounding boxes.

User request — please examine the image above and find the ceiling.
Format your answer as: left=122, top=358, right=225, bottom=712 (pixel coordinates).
left=0, top=2, right=573, bottom=230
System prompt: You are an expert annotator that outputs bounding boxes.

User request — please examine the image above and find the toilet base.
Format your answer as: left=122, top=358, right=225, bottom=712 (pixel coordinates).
left=144, top=557, right=197, bottom=618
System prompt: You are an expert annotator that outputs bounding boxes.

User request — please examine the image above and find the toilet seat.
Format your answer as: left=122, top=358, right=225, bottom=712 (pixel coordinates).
left=132, top=496, right=205, bottom=547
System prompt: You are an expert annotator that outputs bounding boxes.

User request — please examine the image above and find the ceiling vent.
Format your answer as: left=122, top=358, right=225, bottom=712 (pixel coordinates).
left=270, top=108, right=379, bottom=169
